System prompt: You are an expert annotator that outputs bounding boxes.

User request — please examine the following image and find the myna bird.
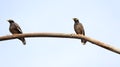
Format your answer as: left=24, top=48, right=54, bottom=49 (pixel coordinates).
left=73, top=18, right=87, bottom=45
left=7, top=19, right=26, bottom=45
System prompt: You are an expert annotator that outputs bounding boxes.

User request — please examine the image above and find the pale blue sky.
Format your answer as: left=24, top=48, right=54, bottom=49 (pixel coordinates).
left=0, top=0, right=120, bottom=67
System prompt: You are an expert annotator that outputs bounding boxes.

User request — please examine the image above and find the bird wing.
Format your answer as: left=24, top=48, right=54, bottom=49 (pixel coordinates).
left=82, top=28, right=85, bottom=35
left=14, top=22, right=23, bottom=33
left=79, top=24, right=85, bottom=35
left=78, top=23, right=85, bottom=35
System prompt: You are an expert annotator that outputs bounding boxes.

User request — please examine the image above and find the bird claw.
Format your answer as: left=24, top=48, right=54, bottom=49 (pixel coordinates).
left=12, top=34, right=18, bottom=37
left=70, top=33, right=76, bottom=37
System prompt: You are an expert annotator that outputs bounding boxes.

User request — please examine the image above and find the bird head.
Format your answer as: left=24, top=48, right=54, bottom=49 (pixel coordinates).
left=73, top=18, right=79, bottom=23
left=7, top=19, right=14, bottom=23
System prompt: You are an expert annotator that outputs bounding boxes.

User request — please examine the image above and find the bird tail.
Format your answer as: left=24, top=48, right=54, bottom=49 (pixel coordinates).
left=81, top=39, right=87, bottom=45
left=18, top=38, right=26, bottom=45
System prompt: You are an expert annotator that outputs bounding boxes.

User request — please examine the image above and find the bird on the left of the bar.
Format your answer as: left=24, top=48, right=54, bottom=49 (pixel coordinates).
left=7, top=19, right=26, bottom=45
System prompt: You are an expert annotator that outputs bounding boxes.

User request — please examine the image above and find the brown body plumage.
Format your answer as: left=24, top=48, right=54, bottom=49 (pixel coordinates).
left=8, top=19, right=26, bottom=45
left=73, top=18, right=87, bottom=45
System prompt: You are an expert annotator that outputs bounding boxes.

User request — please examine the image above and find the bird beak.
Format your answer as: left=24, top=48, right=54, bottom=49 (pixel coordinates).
left=7, top=20, right=9, bottom=22
left=7, top=20, right=9, bottom=21
left=73, top=18, right=76, bottom=21
left=7, top=19, right=11, bottom=22
left=72, top=18, right=75, bottom=20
